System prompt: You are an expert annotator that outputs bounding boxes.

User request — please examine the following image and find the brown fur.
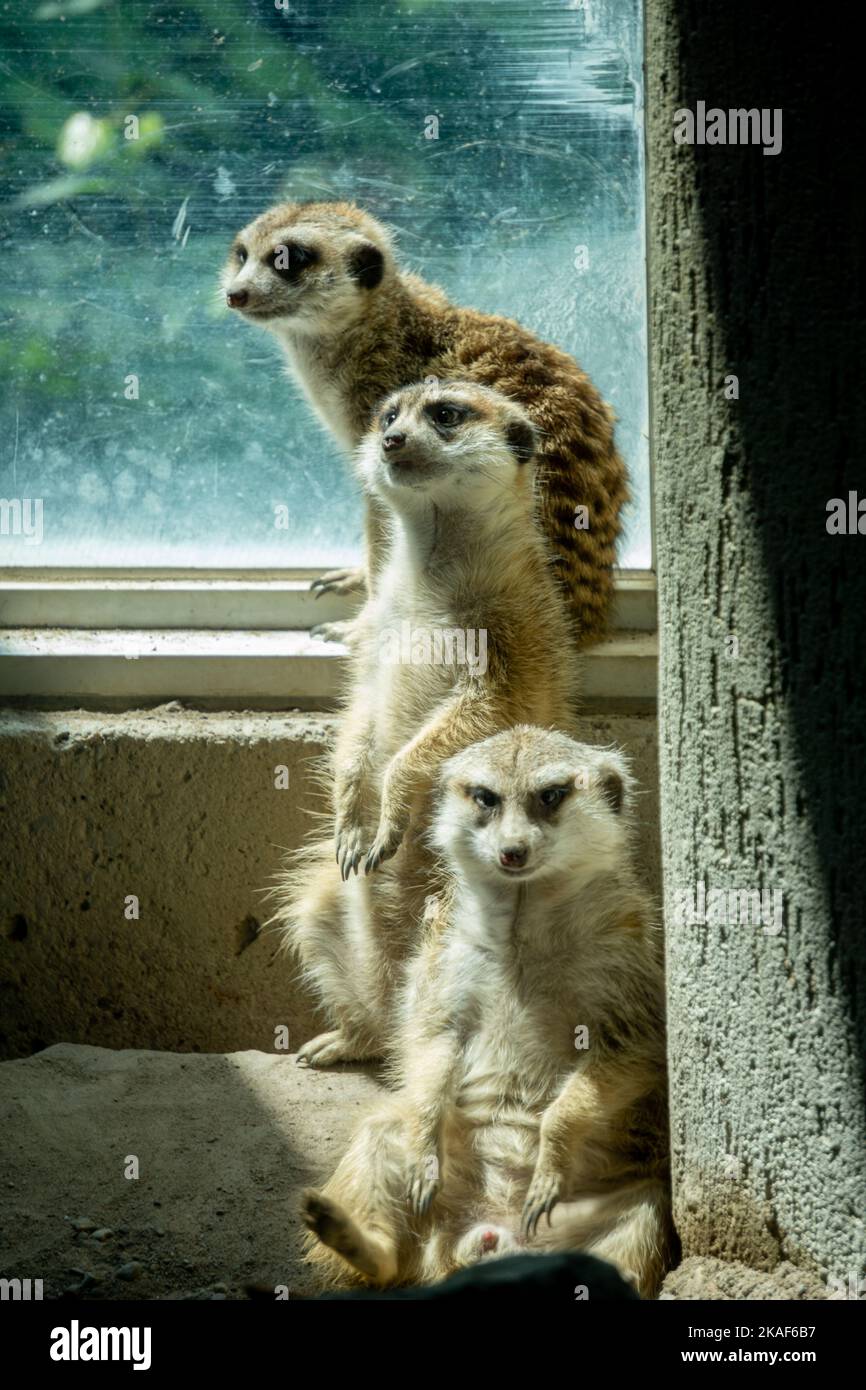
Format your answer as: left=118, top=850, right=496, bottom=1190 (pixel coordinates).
left=222, top=200, right=628, bottom=645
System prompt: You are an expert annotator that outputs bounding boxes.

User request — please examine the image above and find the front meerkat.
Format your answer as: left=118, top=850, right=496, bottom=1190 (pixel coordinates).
left=221, top=200, right=628, bottom=646
left=271, top=380, right=581, bottom=1067
left=301, top=727, right=672, bottom=1298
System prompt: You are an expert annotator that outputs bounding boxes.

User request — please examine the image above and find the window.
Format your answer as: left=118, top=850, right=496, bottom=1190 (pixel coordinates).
left=1, top=0, right=650, bottom=572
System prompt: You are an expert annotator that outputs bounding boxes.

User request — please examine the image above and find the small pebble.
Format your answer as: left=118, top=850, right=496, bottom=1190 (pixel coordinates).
left=64, top=1272, right=98, bottom=1295
left=91, top=1228, right=113, bottom=1242
left=117, top=1262, right=143, bottom=1282
left=72, top=1217, right=96, bottom=1233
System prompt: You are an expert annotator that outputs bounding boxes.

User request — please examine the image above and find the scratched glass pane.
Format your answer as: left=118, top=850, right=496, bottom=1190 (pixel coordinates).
left=0, top=0, right=650, bottom=569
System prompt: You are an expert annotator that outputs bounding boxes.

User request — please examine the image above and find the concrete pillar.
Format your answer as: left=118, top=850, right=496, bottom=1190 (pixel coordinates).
left=646, top=1, right=866, bottom=1286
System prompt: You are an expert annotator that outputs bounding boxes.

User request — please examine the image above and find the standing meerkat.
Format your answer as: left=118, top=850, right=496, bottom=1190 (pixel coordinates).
left=301, top=726, right=672, bottom=1298
left=222, top=200, right=628, bottom=645
left=271, top=379, right=581, bottom=1067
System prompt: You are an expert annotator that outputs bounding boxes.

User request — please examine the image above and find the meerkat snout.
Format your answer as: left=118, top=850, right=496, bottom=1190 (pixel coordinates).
left=499, top=842, right=528, bottom=869
left=431, top=726, right=634, bottom=888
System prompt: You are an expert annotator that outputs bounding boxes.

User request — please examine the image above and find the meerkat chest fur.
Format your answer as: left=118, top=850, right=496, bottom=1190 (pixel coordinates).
left=438, top=884, right=614, bottom=1119
left=281, top=338, right=358, bottom=455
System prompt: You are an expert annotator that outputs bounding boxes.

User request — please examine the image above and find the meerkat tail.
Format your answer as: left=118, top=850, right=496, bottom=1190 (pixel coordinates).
left=301, top=1103, right=418, bottom=1287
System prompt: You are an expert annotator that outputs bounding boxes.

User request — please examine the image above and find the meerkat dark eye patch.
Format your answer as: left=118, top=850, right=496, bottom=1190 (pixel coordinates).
left=505, top=418, right=537, bottom=465
left=269, top=242, right=318, bottom=281
left=537, top=784, right=571, bottom=813
left=347, top=241, right=384, bottom=290
left=234, top=243, right=248, bottom=265
left=467, top=785, right=500, bottom=811
left=424, top=401, right=471, bottom=430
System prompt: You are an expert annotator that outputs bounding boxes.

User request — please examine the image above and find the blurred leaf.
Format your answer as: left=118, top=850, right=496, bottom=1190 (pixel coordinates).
left=35, top=0, right=111, bottom=18
left=12, top=174, right=110, bottom=209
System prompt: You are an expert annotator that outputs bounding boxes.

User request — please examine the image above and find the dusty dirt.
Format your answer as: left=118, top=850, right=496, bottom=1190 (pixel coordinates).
left=0, top=1043, right=381, bottom=1300
left=0, top=1042, right=834, bottom=1301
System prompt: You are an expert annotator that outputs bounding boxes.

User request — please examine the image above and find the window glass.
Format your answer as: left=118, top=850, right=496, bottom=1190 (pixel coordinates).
left=0, top=0, right=650, bottom=569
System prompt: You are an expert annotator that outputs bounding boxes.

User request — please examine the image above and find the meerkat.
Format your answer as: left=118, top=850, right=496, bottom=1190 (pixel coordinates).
left=221, top=200, right=628, bottom=646
left=270, top=379, right=581, bottom=1068
left=300, top=726, right=672, bottom=1298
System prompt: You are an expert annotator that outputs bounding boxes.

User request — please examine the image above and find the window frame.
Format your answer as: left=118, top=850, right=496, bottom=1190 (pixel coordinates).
left=0, top=568, right=657, bottom=709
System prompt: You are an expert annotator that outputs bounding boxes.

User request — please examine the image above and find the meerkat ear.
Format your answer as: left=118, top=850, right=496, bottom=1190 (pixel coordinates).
left=599, top=770, right=625, bottom=814
left=593, top=762, right=628, bottom=815
left=505, top=417, right=537, bottom=464
left=347, top=240, right=385, bottom=289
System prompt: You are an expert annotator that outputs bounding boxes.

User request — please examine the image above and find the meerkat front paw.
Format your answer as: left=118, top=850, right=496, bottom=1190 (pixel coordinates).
left=406, top=1151, right=441, bottom=1217
left=311, top=567, right=366, bottom=598
left=522, top=1165, right=562, bottom=1237
left=364, top=810, right=409, bottom=875
left=335, top=814, right=365, bottom=880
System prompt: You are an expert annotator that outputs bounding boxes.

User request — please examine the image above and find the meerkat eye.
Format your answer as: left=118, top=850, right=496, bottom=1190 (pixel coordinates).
left=383, top=407, right=399, bottom=428
left=430, top=404, right=463, bottom=428
left=539, top=786, right=570, bottom=809
left=235, top=244, right=247, bottom=265
left=471, top=787, right=500, bottom=810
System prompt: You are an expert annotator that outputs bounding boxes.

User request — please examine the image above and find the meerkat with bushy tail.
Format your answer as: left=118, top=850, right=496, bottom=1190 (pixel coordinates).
left=222, top=200, right=627, bottom=645
left=300, top=726, right=672, bottom=1298
left=269, top=380, right=581, bottom=1067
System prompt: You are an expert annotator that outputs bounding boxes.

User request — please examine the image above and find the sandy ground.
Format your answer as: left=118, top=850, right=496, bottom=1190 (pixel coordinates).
left=0, top=1043, right=833, bottom=1301
left=0, top=1043, right=381, bottom=1300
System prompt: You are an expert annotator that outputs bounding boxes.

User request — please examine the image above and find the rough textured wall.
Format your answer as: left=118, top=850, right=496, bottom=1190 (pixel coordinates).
left=0, top=709, right=330, bottom=1058
left=647, top=1, right=866, bottom=1282
left=0, top=708, right=660, bottom=1060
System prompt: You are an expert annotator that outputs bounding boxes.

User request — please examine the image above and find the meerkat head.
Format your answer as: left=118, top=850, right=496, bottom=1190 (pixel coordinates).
left=354, top=379, right=537, bottom=513
left=221, top=200, right=395, bottom=337
left=431, top=726, right=634, bottom=889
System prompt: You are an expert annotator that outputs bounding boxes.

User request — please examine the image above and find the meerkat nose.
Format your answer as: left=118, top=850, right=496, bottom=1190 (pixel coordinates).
left=382, top=430, right=406, bottom=452
left=500, top=845, right=528, bottom=868
left=227, top=289, right=249, bottom=309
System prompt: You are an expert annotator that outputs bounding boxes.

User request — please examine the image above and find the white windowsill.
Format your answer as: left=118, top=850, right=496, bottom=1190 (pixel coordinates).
left=0, top=627, right=656, bottom=710
left=0, top=569, right=657, bottom=630
left=0, top=571, right=657, bottom=709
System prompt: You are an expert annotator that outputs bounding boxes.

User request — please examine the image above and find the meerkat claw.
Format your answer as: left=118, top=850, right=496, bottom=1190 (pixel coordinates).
left=335, top=819, right=366, bottom=880
left=407, top=1159, right=440, bottom=1216
left=364, top=836, right=396, bottom=875
left=310, top=567, right=365, bottom=598
left=363, top=818, right=405, bottom=874
left=522, top=1170, right=561, bottom=1237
